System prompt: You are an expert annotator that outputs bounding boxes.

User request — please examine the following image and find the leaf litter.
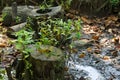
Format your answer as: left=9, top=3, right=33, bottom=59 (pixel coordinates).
left=66, top=14, right=120, bottom=80
left=0, top=13, right=120, bottom=80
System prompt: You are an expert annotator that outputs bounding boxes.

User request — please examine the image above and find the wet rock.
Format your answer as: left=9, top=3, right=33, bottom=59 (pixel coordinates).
left=66, top=48, right=120, bottom=80
left=67, top=60, right=105, bottom=80
left=79, top=76, right=86, bottom=80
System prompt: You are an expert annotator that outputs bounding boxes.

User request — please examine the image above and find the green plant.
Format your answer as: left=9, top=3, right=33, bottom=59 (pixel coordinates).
left=61, top=0, right=72, bottom=10
left=39, top=0, right=72, bottom=10
left=39, top=0, right=52, bottom=9
left=14, top=17, right=81, bottom=58
left=13, top=30, right=34, bottom=79
left=12, top=17, right=81, bottom=79
left=0, top=69, right=6, bottom=80
left=34, top=18, right=81, bottom=48
left=110, top=0, right=120, bottom=6
left=2, top=13, right=9, bottom=21
left=0, top=17, right=3, bottom=22
left=14, top=30, right=34, bottom=58
left=15, top=16, right=21, bottom=23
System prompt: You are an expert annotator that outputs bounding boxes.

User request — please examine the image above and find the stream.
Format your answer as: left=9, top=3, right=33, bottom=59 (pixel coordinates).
left=66, top=49, right=120, bottom=80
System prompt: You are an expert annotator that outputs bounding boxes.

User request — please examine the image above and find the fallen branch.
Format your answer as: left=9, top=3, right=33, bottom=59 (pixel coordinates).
left=9, top=22, right=27, bottom=32
left=6, top=22, right=26, bottom=38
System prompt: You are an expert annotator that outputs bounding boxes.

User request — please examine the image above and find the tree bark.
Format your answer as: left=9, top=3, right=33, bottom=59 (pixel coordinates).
left=29, top=45, right=65, bottom=80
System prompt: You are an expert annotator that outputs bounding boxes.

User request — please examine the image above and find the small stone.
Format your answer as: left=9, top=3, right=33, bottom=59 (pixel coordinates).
left=72, top=39, right=93, bottom=48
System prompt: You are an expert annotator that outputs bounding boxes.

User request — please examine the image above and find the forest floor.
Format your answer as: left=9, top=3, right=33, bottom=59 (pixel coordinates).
left=65, top=12, right=120, bottom=80
left=0, top=10, right=120, bottom=80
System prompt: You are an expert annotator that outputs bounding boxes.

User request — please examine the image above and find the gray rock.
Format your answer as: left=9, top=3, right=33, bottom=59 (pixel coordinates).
left=72, top=39, right=93, bottom=48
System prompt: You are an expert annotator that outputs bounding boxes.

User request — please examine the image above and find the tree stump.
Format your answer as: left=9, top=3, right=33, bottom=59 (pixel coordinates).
left=29, top=45, right=65, bottom=80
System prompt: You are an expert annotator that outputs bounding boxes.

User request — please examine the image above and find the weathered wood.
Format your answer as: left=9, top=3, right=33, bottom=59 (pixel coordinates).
left=6, top=22, right=26, bottom=38
left=12, top=2, right=17, bottom=19
left=9, top=22, right=26, bottom=32
left=30, top=45, right=64, bottom=61
left=2, top=6, right=62, bottom=25
left=29, top=6, right=62, bottom=17
left=29, top=45, right=65, bottom=80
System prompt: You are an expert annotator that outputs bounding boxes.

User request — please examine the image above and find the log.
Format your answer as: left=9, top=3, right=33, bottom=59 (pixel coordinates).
left=2, top=5, right=62, bottom=25
left=6, top=22, right=26, bottom=38
left=9, top=22, right=26, bottom=32
left=29, top=45, right=65, bottom=80
left=29, top=6, right=62, bottom=17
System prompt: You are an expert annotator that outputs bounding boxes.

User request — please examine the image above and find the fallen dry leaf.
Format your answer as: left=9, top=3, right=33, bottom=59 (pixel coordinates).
left=103, top=56, right=110, bottom=60
left=0, top=34, right=9, bottom=47
left=111, top=50, right=118, bottom=57
left=94, top=49, right=101, bottom=54
left=70, top=48, right=78, bottom=53
left=81, top=16, right=92, bottom=24
left=87, top=47, right=92, bottom=52
left=0, top=43, right=7, bottom=47
left=105, top=20, right=112, bottom=27
left=100, top=26, right=105, bottom=30
left=111, top=37, right=119, bottom=45
left=116, top=45, right=120, bottom=50
left=104, top=15, right=118, bottom=27
left=79, top=53, right=85, bottom=58
left=108, top=28, right=112, bottom=33
left=0, top=23, right=2, bottom=26
left=107, top=15, right=118, bottom=21
left=69, top=9, right=79, bottom=15
left=116, top=23, right=120, bottom=27
left=66, top=13, right=76, bottom=19
left=92, top=35, right=99, bottom=40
